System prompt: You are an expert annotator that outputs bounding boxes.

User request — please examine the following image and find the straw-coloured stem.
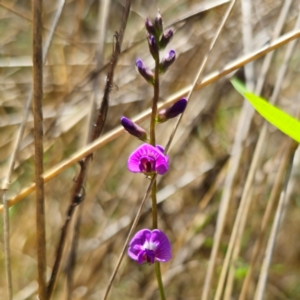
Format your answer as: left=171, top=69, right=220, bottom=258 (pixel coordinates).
left=32, top=0, right=47, bottom=298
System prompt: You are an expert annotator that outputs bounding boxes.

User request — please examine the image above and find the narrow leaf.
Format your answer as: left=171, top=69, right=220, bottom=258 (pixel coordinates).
left=231, top=78, right=300, bottom=143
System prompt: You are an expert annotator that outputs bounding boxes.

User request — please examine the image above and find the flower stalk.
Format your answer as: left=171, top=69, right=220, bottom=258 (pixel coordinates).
left=126, top=11, right=180, bottom=300
left=150, top=55, right=160, bottom=146
left=149, top=15, right=165, bottom=300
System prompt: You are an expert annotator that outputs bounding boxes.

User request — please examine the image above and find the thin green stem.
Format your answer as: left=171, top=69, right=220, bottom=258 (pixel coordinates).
left=152, top=182, right=166, bottom=299
left=150, top=56, right=160, bottom=146
left=151, top=179, right=158, bottom=228
left=149, top=47, right=166, bottom=300
left=155, top=262, right=166, bottom=300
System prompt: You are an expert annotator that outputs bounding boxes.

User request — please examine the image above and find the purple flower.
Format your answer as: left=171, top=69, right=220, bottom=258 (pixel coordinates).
left=157, top=98, right=187, bottom=123
left=154, top=12, right=163, bottom=37
left=128, top=143, right=169, bottom=175
left=159, top=28, right=174, bottom=49
left=136, top=58, right=154, bottom=85
left=145, top=18, right=156, bottom=36
left=121, top=117, right=148, bottom=141
left=159, top=50, right=176, bottom=74
left=128, top=229, right=172, bottom=264
left=147, top=34, right=159, bottom=60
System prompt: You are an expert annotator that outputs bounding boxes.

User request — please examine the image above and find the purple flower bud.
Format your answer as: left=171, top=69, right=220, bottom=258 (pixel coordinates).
left=128, top=229, right=172, bottom=264
left=121, top=117, right=148, bottom=141
left=157, top=98, right=187, bottom=123
left=159, top=28, right=174, bottom=49
left=128, top=144, right=169, bottom=175
left=135, top=58, right=154, bottom=85
left=145, top=18, right=156, bottom=36
left=147, top=34, right=159, bottom=60
left=154, top=12, right=163, bottom=37
left=159, top=50, right=176, bottom=74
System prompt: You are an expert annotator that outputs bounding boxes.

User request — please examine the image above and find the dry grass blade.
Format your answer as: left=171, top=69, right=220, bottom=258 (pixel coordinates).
left=46, top=1, right=132, bottom=298
left=212, top=2, right=293, bottom=299
left=239, top=142, right=294, bottom=300
left=235, top=10, right=300, bottom=299
left=65, top=1, right=111, bottom=297
left=225, top=2, right=299, bottom=298
left=165, top=0, right=237, bottom=154
left=254, top=140, right=299, bottom=300
left=0, top=1, right=66, bottom=299
left=3, top=28, right=300, bottom=215
left=2, top=191, right=12, bottom=299
left=32, top=0, right=47, bottom=298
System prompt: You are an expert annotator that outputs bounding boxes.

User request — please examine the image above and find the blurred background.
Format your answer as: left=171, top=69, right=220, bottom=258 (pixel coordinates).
left=0, top=0, right=300, bottom=299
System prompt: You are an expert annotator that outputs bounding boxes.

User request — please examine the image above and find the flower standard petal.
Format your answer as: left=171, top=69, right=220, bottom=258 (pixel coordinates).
left=151, top=229, right=172, bottom=262
left=127, top=143, right=169, bottom=175
left=128, top=229, right=172, bottom=264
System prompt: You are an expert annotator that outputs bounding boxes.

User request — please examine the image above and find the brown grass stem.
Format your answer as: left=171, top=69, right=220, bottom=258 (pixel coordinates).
left=239, top=141, right=293, bottom=300
left=0, top=2, right=66, bottom=299
left=47, top=1, right=131, bottom=298
left=1, top=191, right=12, bottom=299
left=254, top=142, right=298, bottom=300
left=65, top=2, right=111, bottom=297
left=165, top=0, right=236, bottom=154
left=101, top=175, right=157, bottom=300
left=227, top=9, right=300, bottom=299
left=211, top=2, right=292, bottom=299
left=2, top=28, right=300, bottom=213
left=239, top=11, right=300, bottom=299
left=32, top=0, right=47, bottom=298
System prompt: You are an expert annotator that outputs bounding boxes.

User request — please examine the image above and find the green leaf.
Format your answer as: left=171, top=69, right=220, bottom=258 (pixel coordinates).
left=231, top=78, right=300, bottom=143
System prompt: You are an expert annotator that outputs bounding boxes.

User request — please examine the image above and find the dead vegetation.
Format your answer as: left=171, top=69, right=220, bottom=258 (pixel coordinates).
left=0, top=0, right=300, bottom=299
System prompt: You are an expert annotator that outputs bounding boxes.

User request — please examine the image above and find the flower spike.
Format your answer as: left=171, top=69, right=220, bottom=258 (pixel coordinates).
left=121, top=117, right=148, bottom=142
left=157, top=98, right=187, bottom=123
left=128, top=229, right=172, bottom=264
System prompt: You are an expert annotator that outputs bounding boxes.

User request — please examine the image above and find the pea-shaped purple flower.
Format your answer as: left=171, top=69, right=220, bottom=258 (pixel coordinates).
left=128, top=229, right=172, bottom=264
left=128, top=143, right=169, bottom=175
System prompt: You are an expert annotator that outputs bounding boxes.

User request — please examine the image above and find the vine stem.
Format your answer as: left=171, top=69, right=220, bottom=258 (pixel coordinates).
left=150, top=56, right=160, bottom=146
left=149, top=46, right=166, bottom=299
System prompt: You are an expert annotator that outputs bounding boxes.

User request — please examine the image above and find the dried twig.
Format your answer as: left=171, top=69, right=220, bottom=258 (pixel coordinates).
left=46, top=1, right=132, bottom=298
left=65, top=1, right=111, bottom=297
left=0, top=2, right=66, bottom=299
left=32, top=0, right=47, bottom=298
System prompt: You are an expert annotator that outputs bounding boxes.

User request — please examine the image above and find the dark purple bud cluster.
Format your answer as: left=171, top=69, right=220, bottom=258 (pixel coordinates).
left=156, top=98, right=187, bottom=123
left=136, top=11, right=176, bottom=86
left=145, top=12, right=174, bottom=52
